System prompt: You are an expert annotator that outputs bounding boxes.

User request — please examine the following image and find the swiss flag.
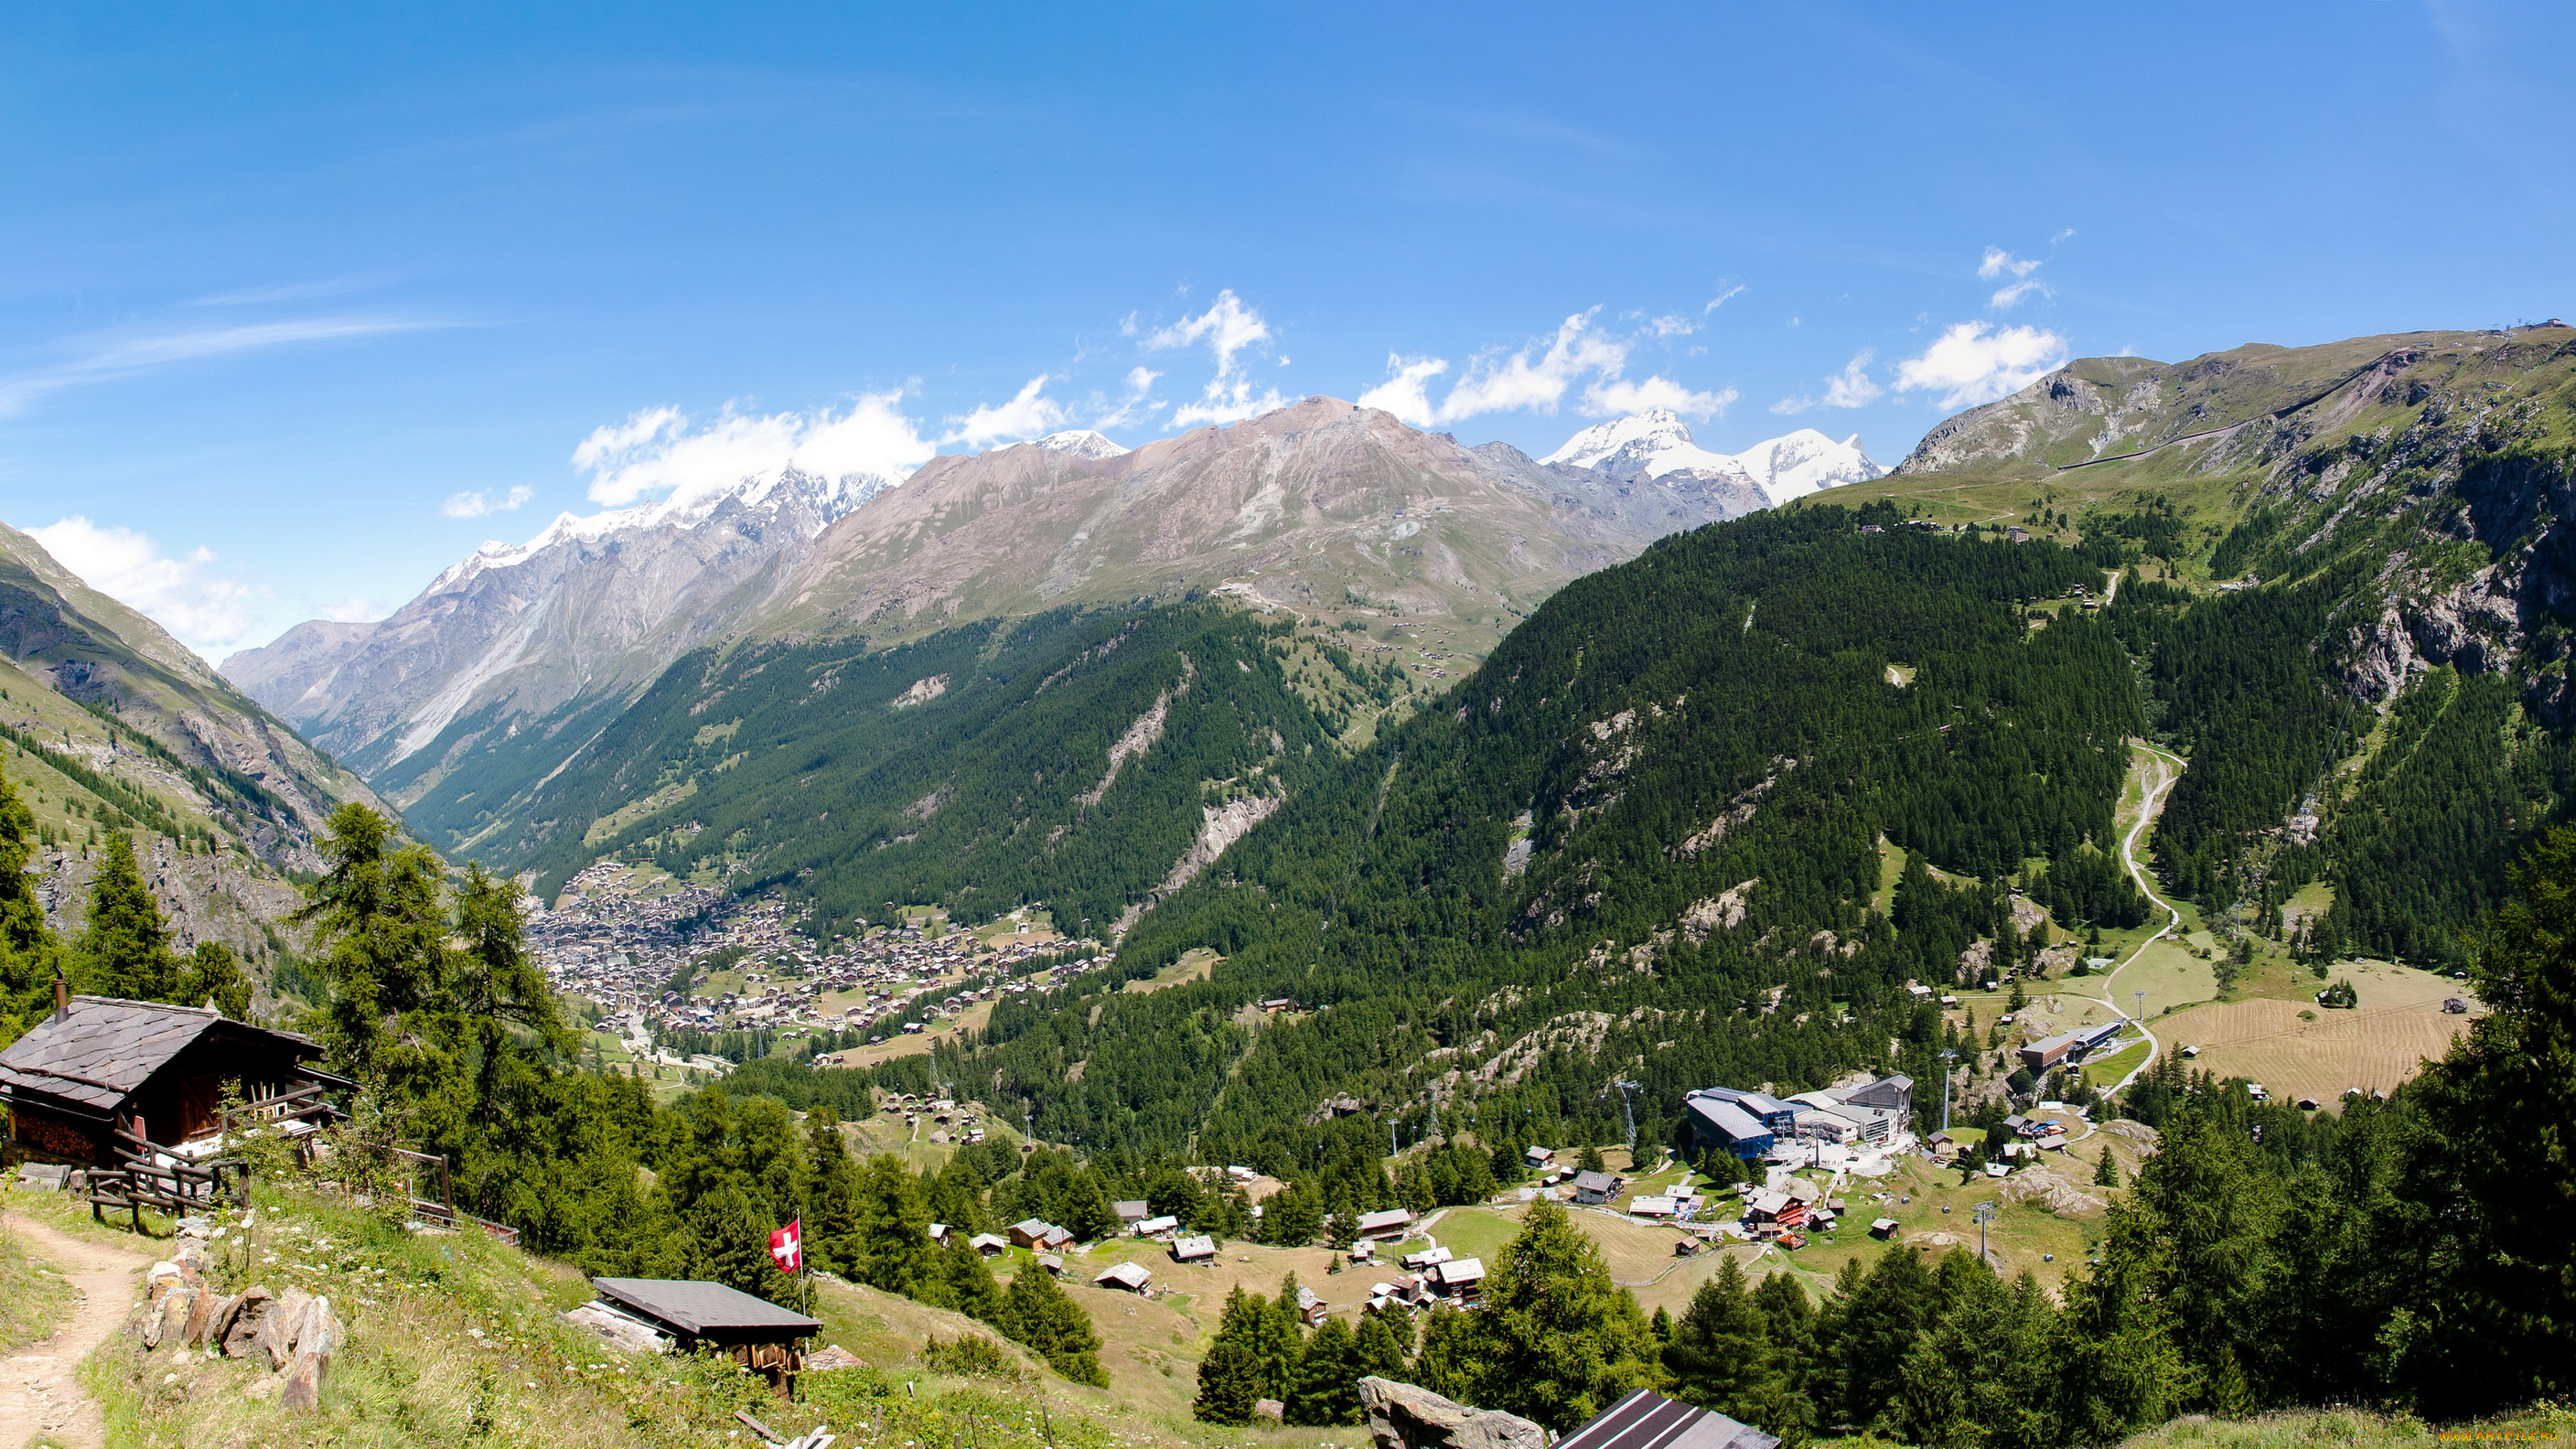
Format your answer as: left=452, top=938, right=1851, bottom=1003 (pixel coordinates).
left=768, top=1218, right=803, bottom=1274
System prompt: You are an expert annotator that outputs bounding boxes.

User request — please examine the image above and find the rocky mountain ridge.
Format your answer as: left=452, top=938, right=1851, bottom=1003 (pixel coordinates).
left=225, top=400, right=1819, bottom=837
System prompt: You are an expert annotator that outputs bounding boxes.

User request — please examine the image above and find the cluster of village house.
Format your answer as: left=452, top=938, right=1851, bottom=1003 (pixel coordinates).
left=876, top=1092, right=989, bottom=1144
left=530, top=864, right=1103, bottom=1070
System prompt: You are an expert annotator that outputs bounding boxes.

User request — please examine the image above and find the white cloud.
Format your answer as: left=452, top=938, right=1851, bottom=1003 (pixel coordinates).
left=575, top=392, right=935, bottom=508
left=1583, top=376, right=1737, bottom=417
left=1989, top=279, right=2054, bottom=311
left=27, top=517, right=258, bottom=657
left=1642, top=313, right=1699, bottom=338
left=1355, top=356, right=1451, bottom=425
left=0, top=315, right=452, bottom=415
left=1703, top=285, right=1747, bottom=313
left=1357, top=309, right=1733, bottom=427
left=1091, top=367, right=1165, bottom=429
left=1894, top=322, right=2070, bottom=409
left=942, top=375, right=1068, bottom=449
left=440, top=485, right=535, bottom=519
left=2051, top=228, right=2078, bottom=244
left=1772, top=349, right=1885, bottom=414
left=1145, top=290, right=1271, bottom=373
left=1978, top=247, right=2044, bottom=281
left=1144, top=290, right=1288, bottom=428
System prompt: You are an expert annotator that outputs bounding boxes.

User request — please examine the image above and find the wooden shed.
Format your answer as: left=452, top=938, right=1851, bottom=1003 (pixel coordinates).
left=591, top=1278, right=821, bottom=1395
left=0, top=992, right=344, bottom=1173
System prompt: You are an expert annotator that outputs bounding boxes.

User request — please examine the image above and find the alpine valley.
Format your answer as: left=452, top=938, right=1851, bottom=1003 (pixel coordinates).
left=10, top=324, right=2576, bottom=1449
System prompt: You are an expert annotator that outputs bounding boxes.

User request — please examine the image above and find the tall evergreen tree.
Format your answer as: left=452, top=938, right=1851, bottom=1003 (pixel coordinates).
left=0, top=766, right=59, bottom=1046
left=2382, top=825, right=2576, bottom=1414
left=74, top=832, right=176, bottom=1002
left=1664, top=1258, right=1772, bottom=1418
left=1287, top=1316, right=1365, bottom=1426
left=1195, top=1337, right=1265, bottom=1425
left=1414, top=1199, right=1661, bottom=1430
left=994, top=1264, right=1107, bottom=1386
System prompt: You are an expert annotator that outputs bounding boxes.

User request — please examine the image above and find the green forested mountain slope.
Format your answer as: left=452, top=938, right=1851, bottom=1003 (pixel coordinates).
left=476, top=603, right=1402, bottom=938
left=1816, top=323, right=2576, bottom=965
left=891, top=505, right=2138, bottom=1158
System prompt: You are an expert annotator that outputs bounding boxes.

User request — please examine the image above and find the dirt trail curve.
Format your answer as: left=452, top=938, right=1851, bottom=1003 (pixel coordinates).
left=2094, top=742, right=2189, bottom=1094
left=0, top=1211, right=150, bottom=1449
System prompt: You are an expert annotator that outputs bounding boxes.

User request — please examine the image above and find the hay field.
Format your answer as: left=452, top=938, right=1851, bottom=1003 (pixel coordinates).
left=2162, top=961, right=2479, bottom=1101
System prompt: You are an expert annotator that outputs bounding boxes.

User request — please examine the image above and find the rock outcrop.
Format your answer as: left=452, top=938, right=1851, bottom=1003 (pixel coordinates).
left=1358, top=1376, right=1552, bottom=1449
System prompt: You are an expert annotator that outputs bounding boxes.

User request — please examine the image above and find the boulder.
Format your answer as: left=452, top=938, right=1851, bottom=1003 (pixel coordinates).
left=148, top=1285, right=196, bottom=1349
left=1253, top=1399, right=1286, bottom=1424
left=213, top=1287, right=274, bottom=1358
left=182, top=1286, right=219, bottom=1348
left=282, top=1348, right=328, bottom=1410
left=1358, top=1377, right=1551, bottom=1449
left=257, top=1288, right=313, bottom=1370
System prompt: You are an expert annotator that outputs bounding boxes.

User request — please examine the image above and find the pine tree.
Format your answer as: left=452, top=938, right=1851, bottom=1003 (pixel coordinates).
left=1665, top=1257, right=1774, bottom=1420
left=1414, top=1199, right=1660, bottom=1430
left=1287, top=1315, right=1365, bottom=1426
left=2388, top=825, right=2576, bottom=1414
left=1355, top=1307, right=1411, bottom=1381
left=2094, top=1145, right=2120, bottom=1188
left=1195, top=1337, right=1264, bottom=1425
left=75, top=832, right=176, bottom=1003
left=995, top=1263, right=1107, bottom=1386
left=928, top=1240, right=1004, bottom=1322
left=851, top=1153, right=934, bottom=1297
left=686, top=1182, right=779, bottom=1299
left=1578, top=1143, right=1607, bottom=1174
left=178, top=941, right=251, bottom=1020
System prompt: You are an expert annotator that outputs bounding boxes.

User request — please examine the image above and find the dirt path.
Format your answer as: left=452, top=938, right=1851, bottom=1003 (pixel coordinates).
left=2092, top=741, right=2189, bottom=1093
left=0, top=1212, right=150, bottom=1449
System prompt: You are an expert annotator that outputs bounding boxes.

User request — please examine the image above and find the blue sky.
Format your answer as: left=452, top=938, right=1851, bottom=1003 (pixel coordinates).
left=4, top=2, right=2570, bottom=659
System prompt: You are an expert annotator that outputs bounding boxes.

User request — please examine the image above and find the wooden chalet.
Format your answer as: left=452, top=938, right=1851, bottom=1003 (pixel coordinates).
left=0, top=989, right=344, bottom=1218
left=591, top=1278, right=821, bottom=1395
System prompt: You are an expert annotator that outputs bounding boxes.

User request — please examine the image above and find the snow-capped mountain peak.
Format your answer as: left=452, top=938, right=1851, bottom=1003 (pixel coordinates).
left=1725, top=428, right=1885, bottom=501
left=1027, top=429, right=1129, bottom=460
left=1540, top=409, right=1737, bottom=478
left=1540, top=413, right=1883, bottom=505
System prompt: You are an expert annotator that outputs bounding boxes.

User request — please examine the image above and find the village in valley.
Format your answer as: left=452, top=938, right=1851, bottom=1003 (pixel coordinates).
left=527, top=861, right=1109, bottom=1082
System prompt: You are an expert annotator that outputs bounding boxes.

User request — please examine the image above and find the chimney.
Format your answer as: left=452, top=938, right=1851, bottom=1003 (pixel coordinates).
left=52, top=968, right=68, bottom=1022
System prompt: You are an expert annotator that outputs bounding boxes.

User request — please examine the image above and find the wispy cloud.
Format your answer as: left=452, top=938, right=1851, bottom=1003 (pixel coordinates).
left=1703, top=284, right=1747, bottom=313
left=183, top=276, right=390, bottom=307
left=441, top=485, right=535, bottom=519
left=1989, top=279, right=2053, bottom=310
left=0, top=315, right=452, bottom=415
left=1977, top=246, right=2055, bottom=310
left=1772, top=349, right=1884, bottom=414
left=27, top=516, right=259, bottom=658
left=1089, top=367, right=1164, bottom=429
left=1358, top=308, right=1733, bottom=427
left=1978, top=247, right=2043, bottom=281
left=941, top=375, right=1068, bottom=449
left=1144, top=290, right=1287, bottom=428
left=1894, top=322, right=2069, bottom=408
left=574, top=393, right=936, bottom=509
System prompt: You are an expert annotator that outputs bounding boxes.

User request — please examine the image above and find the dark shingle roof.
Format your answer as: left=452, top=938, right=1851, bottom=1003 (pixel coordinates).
left=592, top=1278, right=822, bottom=1336
left=0, top=997, right=317, bottom=1115
left=1555, top=1390, right=1778, bottom=1449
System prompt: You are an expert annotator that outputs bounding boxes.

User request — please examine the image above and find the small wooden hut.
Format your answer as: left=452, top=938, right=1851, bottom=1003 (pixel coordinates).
left=591, top=1278, right=821, bottom=1395
left=0, top=989, right=344, bottom=1180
